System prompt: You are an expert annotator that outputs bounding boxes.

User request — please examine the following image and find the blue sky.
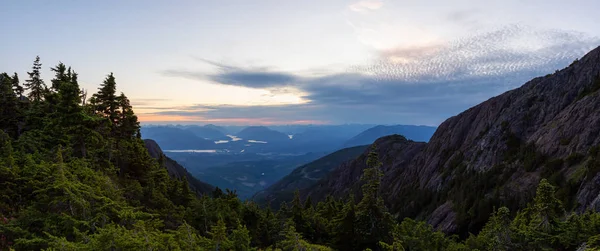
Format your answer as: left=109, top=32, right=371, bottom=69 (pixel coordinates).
left=1, top=0, right=599, bottom=126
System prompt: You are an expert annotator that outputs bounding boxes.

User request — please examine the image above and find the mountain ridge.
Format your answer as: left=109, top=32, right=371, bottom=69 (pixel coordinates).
left=298, top=46, right=600, bottom=235
left=144, top=139, right=214, bottom=194
left=343, top=125, right=436, bottom=147
left=252, top=144, right=370, bottom=206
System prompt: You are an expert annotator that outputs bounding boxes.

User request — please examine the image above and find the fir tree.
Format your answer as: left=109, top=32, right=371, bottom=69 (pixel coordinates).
left=0, top=73, right=19, bottom=139
left=116, top=92, right=140, bottom=139
left=356, top=144, right=394, bottom=250
left=93, top=73, right=119, bottom=126
left=24, top=56, right=46, bottom=102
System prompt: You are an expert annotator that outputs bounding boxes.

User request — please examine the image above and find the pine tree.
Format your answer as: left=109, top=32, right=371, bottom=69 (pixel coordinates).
left=356, top=144, right=394, bottom=250
left=209, top=218, right=231, bottom=250
left=511, top=179, right=566, bottom=250
left=24, top=56, right=47, bottom=102
left=468, top=207, right=513, bottom=250
left=291, top=190, right=307, bottom=235
left=93, top=73, right=119, bottom=126
left=116, top=93, right=140, bottom=139
left=230, top=221, right=251, bottom=250
left=0, top=73, right=19, bottom=139
left=333, top=195, right=359, bottom=250
left=50, top=62, right=68, bottom=91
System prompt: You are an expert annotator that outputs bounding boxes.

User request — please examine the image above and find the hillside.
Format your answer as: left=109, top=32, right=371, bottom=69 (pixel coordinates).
left=185, top=125, right=228, bottom=140
left=204, top=124, right=229, bottom=134
left=196, top=152, right=324, bottom=199
left=236, top=126, right=291, bottom=142
left=141, top=126, right=216, bottom=150
left=253, top=145, right=369, bottom=207
left=300, top=46, right=600, bottom=236
left=343, top=125, right=436, bottom=147
left=144, top=139, right=214, bottom=194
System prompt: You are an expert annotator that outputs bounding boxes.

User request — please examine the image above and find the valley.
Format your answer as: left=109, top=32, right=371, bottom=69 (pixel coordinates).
left=142, top=124, right=436, bottom=199
left=3, top=2, right=600, bottom=248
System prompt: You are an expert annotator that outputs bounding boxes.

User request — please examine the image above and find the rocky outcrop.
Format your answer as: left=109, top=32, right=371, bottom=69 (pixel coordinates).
left=144, top=139, right=214, bottom=195
left=300, top=46, right=600, bottom=236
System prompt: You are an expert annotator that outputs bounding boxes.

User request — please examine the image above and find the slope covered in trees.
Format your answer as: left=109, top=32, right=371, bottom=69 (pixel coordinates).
left=298, top=46, right=600, bottom=237
left=253, top=145, right=369, bottom=208
left=2, top=57, right=600, bottom=250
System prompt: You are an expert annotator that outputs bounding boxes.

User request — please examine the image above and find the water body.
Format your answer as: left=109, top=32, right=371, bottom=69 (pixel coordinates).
left=248, top=140, right=268, bottom=144
left=164, top=150, right=218, bottom=153
left=227, top=135, right=242, bottom=141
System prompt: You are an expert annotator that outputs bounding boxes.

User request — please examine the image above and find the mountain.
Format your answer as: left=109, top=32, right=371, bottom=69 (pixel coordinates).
left=298, top=46, right=600, bottom=236
left=252, top=145, right=369, bottom=206
left=236, top=126, right=291, bottom=142
left=343, top=125, right=436, bottom=147
left=141, top=126, right=216, bottom=150
left=144, top=139, right=214, bottom=194
left=290, top=125, right=373, bottom=152
left=203, top=124, right=229, bottom=134
left=194, top=152, right=325, bottom=199
left=185, top=125, right=228, bottom=140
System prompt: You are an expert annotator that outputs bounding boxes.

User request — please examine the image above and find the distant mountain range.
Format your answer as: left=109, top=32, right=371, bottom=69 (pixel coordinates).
left=140, top=126, right=215, bottom=150
left=236, top=126, right=291, bottom=142
left=185, top=125, right=229, bottom=140
left=343, top=125, right=437, bottom=147
left=141, top=124, right=436, bottom=152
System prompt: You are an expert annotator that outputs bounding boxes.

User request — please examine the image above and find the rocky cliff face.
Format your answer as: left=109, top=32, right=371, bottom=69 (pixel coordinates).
left=300, top=46, right=600, bottom=236
left=144, top=139, right=214, bottom=195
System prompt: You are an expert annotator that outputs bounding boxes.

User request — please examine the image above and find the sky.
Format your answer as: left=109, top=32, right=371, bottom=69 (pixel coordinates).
left=1, top=0, right=599, bottom=126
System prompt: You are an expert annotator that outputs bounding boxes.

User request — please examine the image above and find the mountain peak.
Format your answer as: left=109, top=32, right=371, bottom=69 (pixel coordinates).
left=298, top=45, right=600, bottom=235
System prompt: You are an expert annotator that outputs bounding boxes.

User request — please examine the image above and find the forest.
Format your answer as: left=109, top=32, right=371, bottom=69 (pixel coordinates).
left=1, top=57, right=600, bottom=250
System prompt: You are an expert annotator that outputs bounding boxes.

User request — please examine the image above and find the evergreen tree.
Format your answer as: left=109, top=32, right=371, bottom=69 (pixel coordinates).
left=356, top=144, right=395, bottom=250
left=49, top=62, right=68, bottom=91
left=116, top=92, right=140, bottom=139
left=24, top=56, right=46, bottom=102
left=209, top=218, right=231, bottom=250
left=0, top=73, right=19, bottom=139
left=230, top=221, right=251, bottom=250
left=512, top=179, right=566, bottom=250
left=291, top=190, right=308, bottom=236
left=466, top=207, right=513, bottom=250
left=333, top=195, right=359, bottom=250
left=93, top=73, right=119, bottom=126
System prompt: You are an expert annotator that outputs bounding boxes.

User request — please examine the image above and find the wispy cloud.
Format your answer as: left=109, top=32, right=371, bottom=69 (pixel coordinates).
left=348, top=0, right=384, bottom=12
left=156, top=25, right=599, bottom=125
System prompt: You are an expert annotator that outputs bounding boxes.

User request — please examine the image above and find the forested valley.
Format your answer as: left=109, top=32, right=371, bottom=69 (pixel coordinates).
left=2, top=57, right=600, bottom=250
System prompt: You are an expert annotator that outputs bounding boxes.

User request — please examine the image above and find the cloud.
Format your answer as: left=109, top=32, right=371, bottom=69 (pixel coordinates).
left=348, top=0, right=383, bottom=12
left=157, top=25, right=599, bottom=125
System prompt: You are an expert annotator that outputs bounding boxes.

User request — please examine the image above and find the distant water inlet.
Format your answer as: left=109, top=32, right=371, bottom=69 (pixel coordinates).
left=163, top=150, right=218, bottom=153
left=227, top=135, right=242, bottom=141
left=247, top=140, right=268, bottom=144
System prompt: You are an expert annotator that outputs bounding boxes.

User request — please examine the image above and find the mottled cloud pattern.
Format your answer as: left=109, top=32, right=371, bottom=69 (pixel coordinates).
left=158, top=25, right=599, bottom=125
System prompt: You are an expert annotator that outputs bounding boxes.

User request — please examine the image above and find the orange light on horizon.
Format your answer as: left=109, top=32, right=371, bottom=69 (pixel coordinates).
left=137, top=113, right=327, bottom=125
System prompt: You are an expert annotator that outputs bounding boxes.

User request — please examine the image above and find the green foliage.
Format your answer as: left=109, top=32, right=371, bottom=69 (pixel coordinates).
left=1, top=58, right=600, bottom=250
left=355, top=145, right=395, bottom=250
